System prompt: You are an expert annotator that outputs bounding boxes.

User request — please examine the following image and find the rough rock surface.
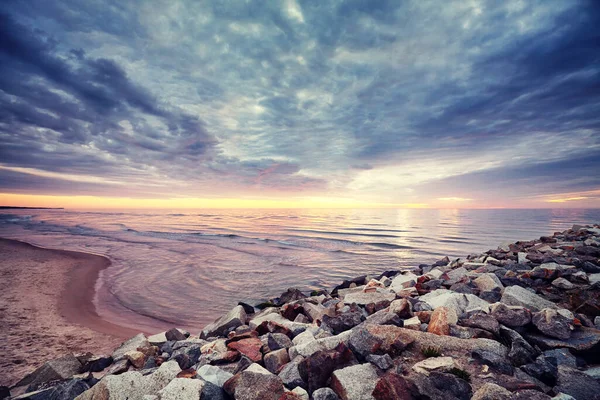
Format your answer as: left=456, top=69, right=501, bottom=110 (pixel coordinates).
left=10, top=225, right=600, bottom=400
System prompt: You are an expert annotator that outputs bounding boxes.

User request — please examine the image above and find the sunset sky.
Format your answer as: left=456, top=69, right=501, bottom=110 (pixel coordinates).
left=1, top=1, right=599, bottom=209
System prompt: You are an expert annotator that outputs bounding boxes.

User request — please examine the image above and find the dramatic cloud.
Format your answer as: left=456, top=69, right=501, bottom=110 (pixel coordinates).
left=0, top=0, right=598, bottom=207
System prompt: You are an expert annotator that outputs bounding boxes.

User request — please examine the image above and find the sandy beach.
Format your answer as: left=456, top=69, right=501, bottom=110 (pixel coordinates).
left=0, top=238, right=140, bottom=387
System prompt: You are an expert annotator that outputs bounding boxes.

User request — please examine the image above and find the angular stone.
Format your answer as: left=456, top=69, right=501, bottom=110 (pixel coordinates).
left=552, top=277, right=575, bottom=290
left=157, top=378, right=204, bottom=400
left=278, top=356, right=305, bottom=390
left=223, top=363, right=285, bottom=400
left=471, top=383, right=511, bottom=400
left=472, top=349, right=514, bottom=375
left=16, top=354, right=82, bottom=388
left=348, top=325, right=413, bottom=359
left=521, top=357, right=558, bottom=386
left=427, top=307, right=457, bottom=336
left=532, top=308, right=573, bottom=340
left=298, top=344, right=356, bottom=394
left=330, top=363, right=379, bottom=400
left=200, top=306, right=247, bottom=339
left=403, top=316, right=421, bottom=330
left=289, top=330, right=352, bottom=359
left=76, top=360, right=181, bottom=400
left=343, top=291, right=395, bottom=309
left=412, top=357, right=455, bottom=375
left=420, top=290, right=490, bottom=315
left=352, top=324, right=507, bottom=358
left=125, top=350, right=146, bottom=369
left=365, top=354, right=393, bottom=371
left=389, top=299, right=412, bottom=318
left=473, top=273, right=503, bottom=292
left=322, top=311, right=364, bottom=334
left=264, top=348, right=290, bottom=374
left=555, top=365, right=600, bottom=400
left=410, top=371, right=472, bottom=400
left=196, top=365, right=233, bottom=387
left=510, top=389, right=552, bottom=400
left=112, top=333, right=151, bottom=362
left=459, top=310, right=500, bottom=336
left=500, top=326, right=539, bottom=366
left=501, top=286, right=557, bottom=312
left=81, top=355, right=113, bottom=373
left=389, top=273, right=419, bottom=292
left=312, top=387, right=340, bottom=400
left=490, top=302, right=532, bottom=327
left=249, top=312, right=309, bottom=336
left=371, top=373, right=417, bottom=400
left=165, top=328, right=188, bottom=342
left=227, top=337, right=262, bottom=362
left=524, top=326, right=600, bottom=352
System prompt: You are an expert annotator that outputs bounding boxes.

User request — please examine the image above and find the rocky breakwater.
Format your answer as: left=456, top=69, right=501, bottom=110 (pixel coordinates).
left=4, top=224, right=600, bottom=400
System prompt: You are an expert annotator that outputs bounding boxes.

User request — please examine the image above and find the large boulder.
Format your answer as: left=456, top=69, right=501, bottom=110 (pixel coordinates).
left=555, top=365, right=600, bottom=400
left=500, top=286, right=557, bottom=312
left=75, top=360, right=181, bottom=400
left=15, top=354, right=82, bottom=389
left=157, top=378, right=204, bottom=400
left=350, top=324, right=507, bottom=359
left=200, top=306, right=247, bottom=339
left=372, top=373, right=418, bottom=400
left=330, top=363, right=379, bottom=400
left=524, top=326, right=600, bottom=353
left=298, top=344, right=356, bottom=394
left=223, top=363, right=285, bottom=400
left=427, top=307, right=457, bottom=336
left=196, top=365, right=233, bottom=387
left=420, top=290, right=490, bottom=315
left=532, top=308, right=573, bottom=340
left=410, top=371, right=472, bottom=400
left=490, top=303, right=532, bottom=327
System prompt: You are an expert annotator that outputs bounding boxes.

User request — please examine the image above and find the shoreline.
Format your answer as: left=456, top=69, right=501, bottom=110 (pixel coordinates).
left=0, top=238, right=139, bottom=386
left=3, top=224, right=600, bottom=399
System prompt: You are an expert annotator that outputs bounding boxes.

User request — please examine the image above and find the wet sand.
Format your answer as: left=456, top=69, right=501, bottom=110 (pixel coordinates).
left=0, top=238, right=140, bottom=387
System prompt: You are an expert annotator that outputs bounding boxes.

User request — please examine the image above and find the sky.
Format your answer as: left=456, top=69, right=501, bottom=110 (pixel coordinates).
left=0, top=0, right=599, bottom=209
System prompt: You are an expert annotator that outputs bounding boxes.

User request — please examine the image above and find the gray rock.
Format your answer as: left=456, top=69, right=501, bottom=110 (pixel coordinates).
left=330, top=363, right=379, bottom=400
left=471, top=383, right=511, bottom=400
left=157, top=378, right=204, bottom=400
left=472, top=349, right=514, bottom=375
left=490, top=302, right=532, bottom=327
left=200, top=305, right=247, bottom=339
left=16, top=354, right=82, bottom=389
left=501, top=285, right=558, bottom=312
left=75, top=360, right=181, bottom=400
left=532, top=308, right=573, bottom=340
left=343, top=291, right=395, bottom=308
left=543, top=349, right=578, bottom=368
left=389, top=273, right=419, bottom=292
left=264, top=348, right=290, bottom=374
left=473, top=273, right=504, bottom=302
left=278, top=356, right=305, bottom=390
left=524, top=326, right=600, bottom=352
left=410, top=371, right=472, bottom=400
left=223, top=363, right=286, bottom=400
left=312, top=387, right=340, bottom=400
left=521, top=356, right=558, bottom=386
left=420, top=290, right=490, bottom=315
left=555, top=365, right=600, bottom=400
left=510, top=389, right=552, bottom=400
left=459, top=310, right=500, bottom=335
left=196, top=365, right=233, bottom=387
left=366, top=354, right=393, bottom=371
left=551, top=277, right=575, bottom=290
left=200, top=382, right=226, bottom=400
left=165, top=328, right=187, bottom=342
left=500, top=326, right=539, bottom=366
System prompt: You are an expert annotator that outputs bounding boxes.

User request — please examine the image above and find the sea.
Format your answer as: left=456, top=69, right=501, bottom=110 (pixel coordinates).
left=0, top=208, right=598, bottom=333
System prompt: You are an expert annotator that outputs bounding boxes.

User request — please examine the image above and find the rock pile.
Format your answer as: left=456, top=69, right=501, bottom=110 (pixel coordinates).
left=4, top=224, right=600, bottom=400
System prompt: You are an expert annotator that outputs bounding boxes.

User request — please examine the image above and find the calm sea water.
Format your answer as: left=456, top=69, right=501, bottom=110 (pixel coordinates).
left=0, top=208, right=598, bottom=333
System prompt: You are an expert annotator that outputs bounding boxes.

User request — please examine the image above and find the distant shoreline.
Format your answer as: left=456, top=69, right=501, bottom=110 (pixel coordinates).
left=0, top=206, right=64, bottom=210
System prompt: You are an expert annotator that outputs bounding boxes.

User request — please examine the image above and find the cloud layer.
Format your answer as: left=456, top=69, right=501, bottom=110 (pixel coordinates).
left=1, top=0, right=599, bottom=207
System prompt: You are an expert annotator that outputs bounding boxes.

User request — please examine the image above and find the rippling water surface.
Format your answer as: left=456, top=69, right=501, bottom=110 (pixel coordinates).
left=1, top=208, right=598, bottom=332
